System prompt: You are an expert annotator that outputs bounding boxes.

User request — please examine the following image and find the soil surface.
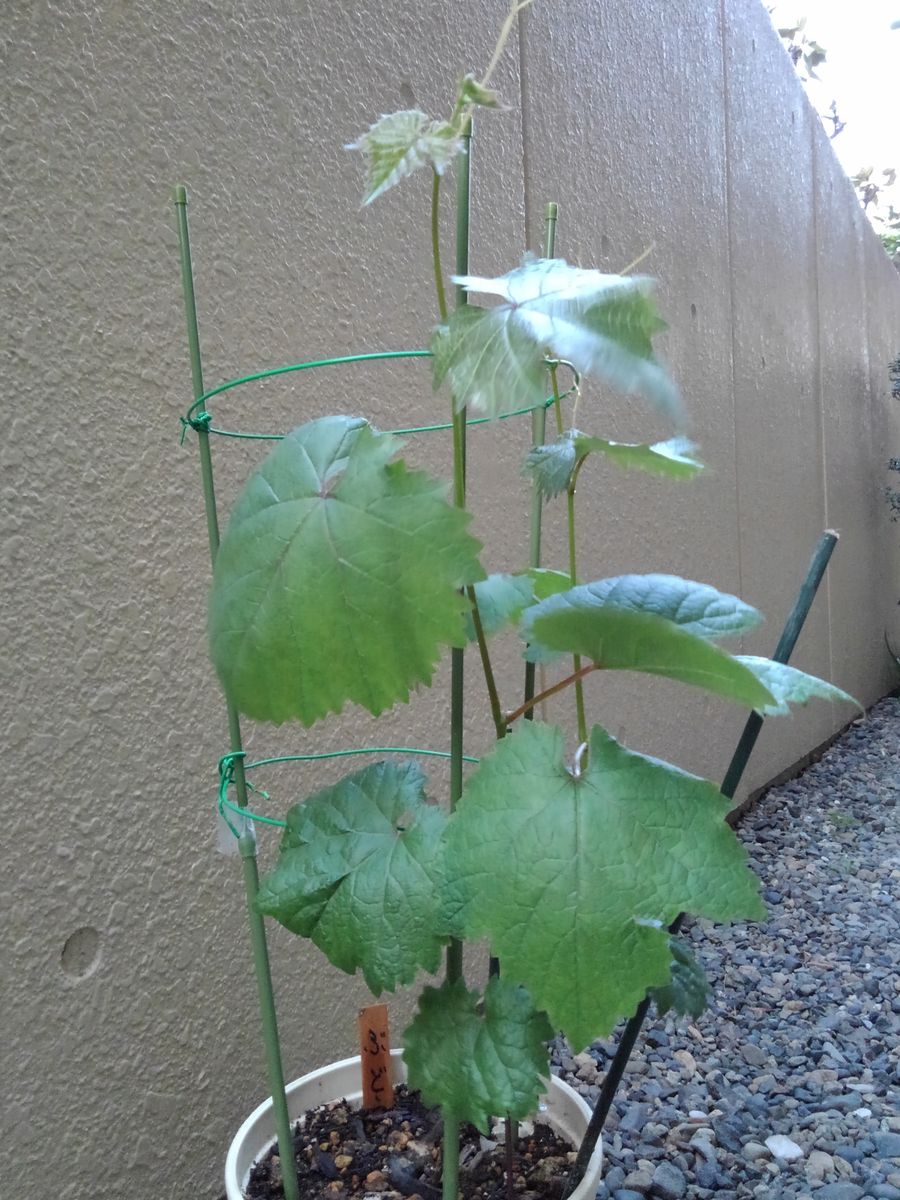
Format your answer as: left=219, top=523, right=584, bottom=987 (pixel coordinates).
left=244, top=1084, right=575, bottom=1200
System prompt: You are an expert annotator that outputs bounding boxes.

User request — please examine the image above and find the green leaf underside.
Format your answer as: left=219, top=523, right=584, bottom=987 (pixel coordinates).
left=734, top=656, right=861, bottom=716
left=347, top=110, right=461, bottom=204
left=443, top=722, right=764, bottom=1048
left=524, top=433, right=703, bottom=500
left=465, top=573, right=535, bottom=641
left=534, top=575, right=762, bottom=639
left=574, top=434, right=704, bottom=479
left=521, top=576, right=773, bottom=711
left=403, top=978, right=553, bottom=1131
left=434, top=258, right=682, bottom=424
left=256, top=761, right=447, bottom=994
left=209, top=416, right=484, bottom=725
left=649, top=936, right=711, bottom=1018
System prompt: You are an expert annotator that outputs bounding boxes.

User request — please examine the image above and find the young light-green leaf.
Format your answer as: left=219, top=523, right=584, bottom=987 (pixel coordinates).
left=464, top=572, right=535, bottom=641
left=457, top=73, right=503, bottom=109
left=523, top=435, right=579, bottom=499
left=403, top=977, right=553, bottom=1131
left=256, top=761, right=447, bottom=994
left=434, top=257, right=682, bottom=424
left=347, top=110, right=461, bottom=204
left=443, top=722, right=764, bottom=1048
left=208, top=416, right=484, bottom=725
left=648, top=936, right=711, bottom=1019
left=520, top=575, right=773, bottom=711
left=734, top=656, right=861, bottom=716
left=527, top=567, right=575, bottom=601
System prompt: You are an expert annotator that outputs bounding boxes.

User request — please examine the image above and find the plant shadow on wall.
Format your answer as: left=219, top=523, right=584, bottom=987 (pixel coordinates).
left=184, top=4, right=858, bottom=1199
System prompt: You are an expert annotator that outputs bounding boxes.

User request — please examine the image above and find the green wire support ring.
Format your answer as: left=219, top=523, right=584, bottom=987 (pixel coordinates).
left=180, top=351, right=581, bottom=442
left=217, top=746, right=481, bottom=839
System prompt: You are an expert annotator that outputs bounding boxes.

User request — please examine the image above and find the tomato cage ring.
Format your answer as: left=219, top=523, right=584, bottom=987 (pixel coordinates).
left=216, top=747, right=481, bottom=839
left=180, top=350, right=580, bottom=443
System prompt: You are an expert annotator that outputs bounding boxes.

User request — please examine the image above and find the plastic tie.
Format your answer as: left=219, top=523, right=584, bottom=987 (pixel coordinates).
left=179, top=410, right=212, bottom=445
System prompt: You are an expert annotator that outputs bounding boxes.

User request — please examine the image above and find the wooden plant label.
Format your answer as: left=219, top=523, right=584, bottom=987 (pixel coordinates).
left=358, top=1003, right=394, bottom=1110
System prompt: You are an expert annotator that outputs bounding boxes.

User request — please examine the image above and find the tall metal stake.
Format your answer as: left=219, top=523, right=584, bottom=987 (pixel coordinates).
left=174, top=186, right=301, bottom=1200
left=566, top=530, right=839, bottom=1195
left=522, top=201, right=558, bottom=718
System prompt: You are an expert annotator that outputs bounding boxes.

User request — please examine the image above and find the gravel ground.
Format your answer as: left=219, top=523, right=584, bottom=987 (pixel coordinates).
left=553, top=695, right=900, bottom=1200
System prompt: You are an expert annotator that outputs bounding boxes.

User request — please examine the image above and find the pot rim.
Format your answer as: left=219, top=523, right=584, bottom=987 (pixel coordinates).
left=225, top=1049, right=603, bottom=1200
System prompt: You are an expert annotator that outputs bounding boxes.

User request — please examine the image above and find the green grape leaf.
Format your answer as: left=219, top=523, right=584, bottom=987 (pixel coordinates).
left=649, top=937, right=711, bottom=1018
left=524, top=433, right=703, bottom=500
left=209, top=416, right=484, bottom=725
left=523, top=436, right=579, bottom=499
left=430, top=304, right=549, bottom=411
left=443, top=722, right=763, bottom=1048
left=403, top=977, right=553, bottom=1131
left=734, top=657, right=861, bottom=716
left=573, top=433, right=704, bottom=479
left=527, top=567, right=575, bottom=601
left=535, top=574, right=762, bottom=639
left=465, top=573, right=535, bottom=641
left=520, top=576, right=773, bottom=710
left=256, top=761, right=447, bottom=994
left=434, top=258, right=682, bottom=424
left=347, top=110, right=461, bottom=204
left=457, top=73, right=502, bottom=109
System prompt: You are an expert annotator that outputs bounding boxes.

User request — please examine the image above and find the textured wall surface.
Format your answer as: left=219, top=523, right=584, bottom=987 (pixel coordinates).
left=4, top=1, right=900, bottom=1198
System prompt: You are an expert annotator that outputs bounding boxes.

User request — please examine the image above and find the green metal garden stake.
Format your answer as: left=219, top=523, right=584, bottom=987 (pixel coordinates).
left=522, top=202, right=558, bottom=718
left=174, top=186, right=300, bottom=1200
left=238, top=833, right=301, bottom=1200
left=443, top=117, right=473, bottom=1200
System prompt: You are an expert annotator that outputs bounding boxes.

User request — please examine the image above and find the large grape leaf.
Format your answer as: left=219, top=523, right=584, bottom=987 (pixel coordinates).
left=403, top=977, right=553, bottom=1131
left=532, top=575, right=762, bottom=639
left=347, top=110, right=461, bottom=204
left=433, top=257, right=681, bottom=424
left=431, top=304, right=548, bottom=413
left=734, top=656, right=860, bottom=716
left=443, top=722, right=764, bottom=1048
left=464, top=573, right=535, bottom=641
left=256, top=761, right=447, bottom=994
left=209, top=416, right=484, bottom=725
left=520, top=575, right=773, bottom=710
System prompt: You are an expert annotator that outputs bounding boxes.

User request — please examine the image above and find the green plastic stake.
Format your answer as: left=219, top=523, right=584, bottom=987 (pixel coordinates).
left=442, top=119, right=473, bottom=1200
left=523, top=202, right=559, bottom=718
left=239, top=833, right=300, bottom=1200
left=174, top=186, right=300, bottom=1200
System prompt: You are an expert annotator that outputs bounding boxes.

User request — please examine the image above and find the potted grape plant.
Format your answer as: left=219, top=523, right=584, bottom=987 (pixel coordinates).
left=184, top=4, right=856, bottom=1197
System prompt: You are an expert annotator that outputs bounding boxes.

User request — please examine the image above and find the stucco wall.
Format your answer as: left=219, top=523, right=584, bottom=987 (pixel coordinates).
left=4, top=2, right=900, bottom=1198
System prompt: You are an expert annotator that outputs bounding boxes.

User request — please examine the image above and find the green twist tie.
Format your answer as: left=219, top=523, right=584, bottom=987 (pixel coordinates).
left=179, top=410, right=212, bottom=445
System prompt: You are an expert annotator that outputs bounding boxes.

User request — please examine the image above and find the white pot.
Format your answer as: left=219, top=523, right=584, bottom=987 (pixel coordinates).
left=225, top=1049, right=603, bottom=1199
